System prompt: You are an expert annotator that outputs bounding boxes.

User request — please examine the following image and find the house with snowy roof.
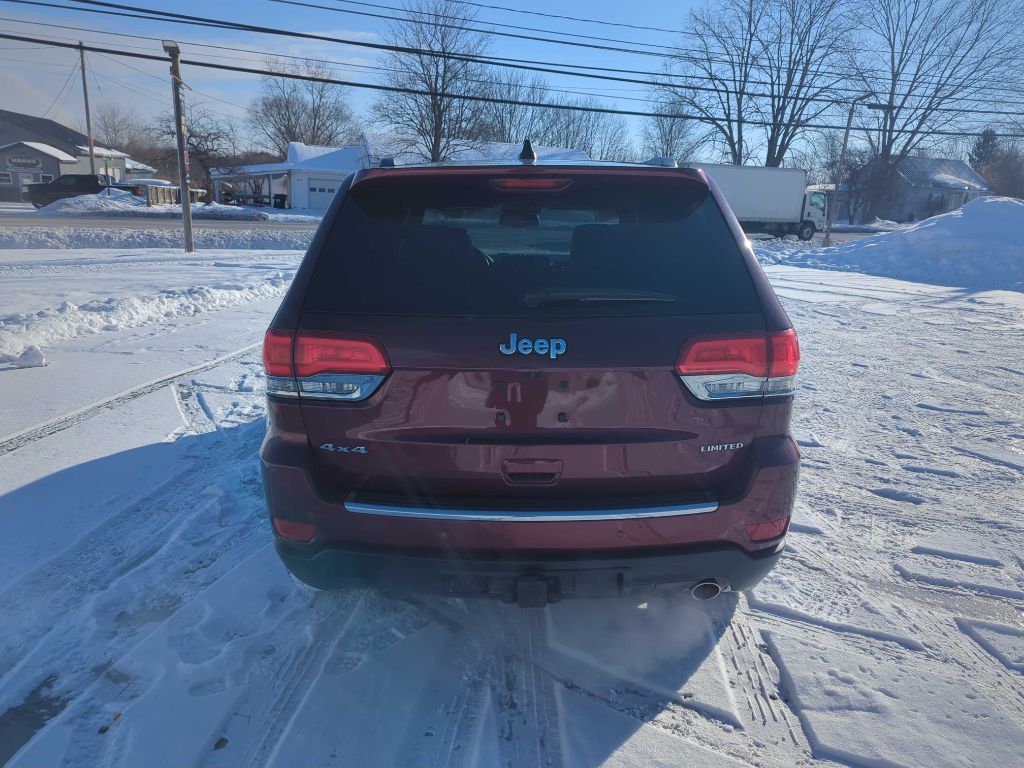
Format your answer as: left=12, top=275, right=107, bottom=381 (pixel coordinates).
left=0, top=108, right=147, bottom=202
left=867, top=156, right=991, bottom=223
left=210, top=135, right=590, bottom=211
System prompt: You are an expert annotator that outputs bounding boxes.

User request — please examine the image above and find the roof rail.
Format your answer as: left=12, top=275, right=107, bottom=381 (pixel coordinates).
left=644, top=156, right=678, bottom=168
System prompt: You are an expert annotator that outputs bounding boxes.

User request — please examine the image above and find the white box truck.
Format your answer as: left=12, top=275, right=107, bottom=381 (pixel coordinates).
left=691, top=164, right=828, bottom=241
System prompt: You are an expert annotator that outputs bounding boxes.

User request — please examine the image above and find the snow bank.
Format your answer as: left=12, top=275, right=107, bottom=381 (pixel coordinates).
left=0, top=272, right=294, bottom=363
left=14, top=345, right=45, bottom=368
left=0, top=226, right=313, bottom=250
left=762, top=197, right=1024, bottom=291
left=35, top=191, right=322, bottom=223
left=38, top=188, right=145, bottom=214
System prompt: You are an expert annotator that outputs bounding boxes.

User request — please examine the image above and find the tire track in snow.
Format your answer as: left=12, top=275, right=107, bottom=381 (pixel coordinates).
left=0, top=343, right=259, bottom=455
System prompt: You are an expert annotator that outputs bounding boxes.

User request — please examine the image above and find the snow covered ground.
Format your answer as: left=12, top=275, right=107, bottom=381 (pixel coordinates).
left=1, top=231, right=1023, bottom=766
left=33, top=189, right=323, bottom=224
left=0, top=227, right=313, bottom=252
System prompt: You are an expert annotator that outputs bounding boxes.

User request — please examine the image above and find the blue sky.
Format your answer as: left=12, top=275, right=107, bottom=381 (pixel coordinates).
left=0, top=0, right=700, bottom=147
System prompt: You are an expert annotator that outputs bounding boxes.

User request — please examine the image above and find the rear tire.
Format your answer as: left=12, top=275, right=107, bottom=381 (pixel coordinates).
left=797, top=221, right=815, bottom=241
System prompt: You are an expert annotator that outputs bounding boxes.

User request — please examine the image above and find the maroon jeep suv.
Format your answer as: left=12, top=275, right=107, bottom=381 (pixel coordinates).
left=260, top=150, right=799, bottom=606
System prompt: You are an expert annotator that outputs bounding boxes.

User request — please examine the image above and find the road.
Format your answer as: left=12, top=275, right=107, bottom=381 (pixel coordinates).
left=0, top=212, right=881, bottom=244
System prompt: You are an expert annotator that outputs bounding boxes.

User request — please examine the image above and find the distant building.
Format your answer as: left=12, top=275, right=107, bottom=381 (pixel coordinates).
left=210, top=142, right=367, bottom=211
left=124, top=157, right=157, bottom=180
left=848, top=156, right=991, bottom=223
left=0, top=141, right=77, bottom=200
left=210, top=135, right=591, bottom=211
left=0, top=108, right=137, bottom=201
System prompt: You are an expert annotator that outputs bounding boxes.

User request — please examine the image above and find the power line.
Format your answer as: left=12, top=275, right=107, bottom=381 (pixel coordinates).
left=4, top=30, right=1024, bottom=140
left=90, top=67, right=168, bottom=106
left=92, top=50, right=250, bottom=111
left=329, top=0, right=676, bottom=52
left=310, top=0, right=1024, bottom=99
left=444, top=0, right=681, bottom=36
left=41, top=57, right=78, bottom=117
left=279, top=0, right=679, bottom=55
left=8, top=19, right=659, bottom=110
left=447, top=0, right=1021, bottom=72
left=7, top=0, right=1023, bottom=107
left=0, top=15, right=673, bottom=110
left=17, top=0, right=1024, bottom=119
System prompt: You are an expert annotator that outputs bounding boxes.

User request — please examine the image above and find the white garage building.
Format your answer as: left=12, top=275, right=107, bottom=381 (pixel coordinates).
left=211, top=142, right=365, bottom=211
left=211, top=136, right=590, bottom=212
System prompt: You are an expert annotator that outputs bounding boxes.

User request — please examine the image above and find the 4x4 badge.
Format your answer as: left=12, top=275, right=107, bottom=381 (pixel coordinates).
left=499, top=332, right=566, bottom=359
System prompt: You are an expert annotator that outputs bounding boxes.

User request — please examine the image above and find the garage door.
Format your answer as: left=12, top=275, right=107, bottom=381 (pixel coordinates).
left=308, top=178, right=340, bottom=210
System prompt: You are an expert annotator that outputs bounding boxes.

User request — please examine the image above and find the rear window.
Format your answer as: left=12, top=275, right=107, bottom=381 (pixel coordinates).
left=305, top=172, right=759, bottom=317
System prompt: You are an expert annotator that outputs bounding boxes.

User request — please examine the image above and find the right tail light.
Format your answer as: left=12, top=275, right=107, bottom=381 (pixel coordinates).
left=262, top=329, right=390, bottom=401
left=677, top=330, right=799, bottom=401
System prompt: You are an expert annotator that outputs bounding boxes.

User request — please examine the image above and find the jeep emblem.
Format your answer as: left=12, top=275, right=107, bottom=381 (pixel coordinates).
left=499, top=332, right=566, bottom=359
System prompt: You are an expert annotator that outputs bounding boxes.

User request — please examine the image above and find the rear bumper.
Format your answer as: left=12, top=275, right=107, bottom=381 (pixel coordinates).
left=275, top=538, right=785, bottom=601
left=261, top=432, right=799, bottom=551
left=261, top=419, right=798, bottom=599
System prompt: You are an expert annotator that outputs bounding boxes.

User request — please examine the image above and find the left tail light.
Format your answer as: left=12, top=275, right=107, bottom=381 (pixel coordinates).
left=262, top=329, right=389, bottom=401
left=272, top=518, right=317, bottom=542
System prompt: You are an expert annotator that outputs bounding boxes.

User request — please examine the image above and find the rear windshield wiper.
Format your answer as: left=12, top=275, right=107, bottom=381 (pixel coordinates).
left=524, top=288, right=677, bottom=308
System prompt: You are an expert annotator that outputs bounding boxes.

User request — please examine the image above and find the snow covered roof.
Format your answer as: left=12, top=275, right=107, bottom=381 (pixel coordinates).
left=125, top=157, right=156, bottom=172
left=212, top=141, right=367, bottom=178
left=212, top=136, right=590, bottom=179
left=361, top=133, right=591, bottom=165
left=0, top=141, right=77, bottom=163
left=79, top=145, right=129, bottom=159
left=460, top=141, right=590, bottom=163
left=897, top=156, right=990, bottom=191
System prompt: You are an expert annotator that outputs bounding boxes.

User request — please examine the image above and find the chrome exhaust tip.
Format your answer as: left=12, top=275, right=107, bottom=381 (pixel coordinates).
left=691, top=580, right=723, bottom=601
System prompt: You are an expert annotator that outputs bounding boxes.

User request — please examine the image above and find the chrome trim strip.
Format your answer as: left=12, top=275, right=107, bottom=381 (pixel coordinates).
left=344, top=499, right=719, bottom=522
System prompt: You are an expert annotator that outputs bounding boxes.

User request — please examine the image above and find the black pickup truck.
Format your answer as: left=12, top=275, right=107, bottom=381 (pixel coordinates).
left=27, top=174, right=149, bottom=208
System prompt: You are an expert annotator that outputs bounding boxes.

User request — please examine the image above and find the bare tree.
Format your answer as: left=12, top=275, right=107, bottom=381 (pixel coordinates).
left=92, top=103, right=150, bottom=153
left=534, top=96, right=635, bottom=160
left=662, top=0, right=766, bottom=164
left=249, top=59, right=360, bottom=156
left=640, top=105, right=706, bottom=164
left=155, top=104, right=241, bottom=190
left=590, top=113, right=635, bottom=162
left=853, top=0, right=1019, bottom=220
left=372, top=0, right=492, bottom=162
left=790, top=130, right=845, bottom=185
left=482, top=70, right=550, bottom=144
left=757, top=0, right=851, bottom=166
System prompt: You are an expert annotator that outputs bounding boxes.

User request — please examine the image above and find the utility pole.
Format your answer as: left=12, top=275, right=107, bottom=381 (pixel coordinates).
left=78, top=42, right=96, bottom=175
left=822, top=94, right=871, bottom=247
left=163, top=40, right=194, bottom=253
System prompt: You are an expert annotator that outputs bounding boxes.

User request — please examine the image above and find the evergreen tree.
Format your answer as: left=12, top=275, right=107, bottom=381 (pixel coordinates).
left=969, top=129, right=1000, bottom=168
